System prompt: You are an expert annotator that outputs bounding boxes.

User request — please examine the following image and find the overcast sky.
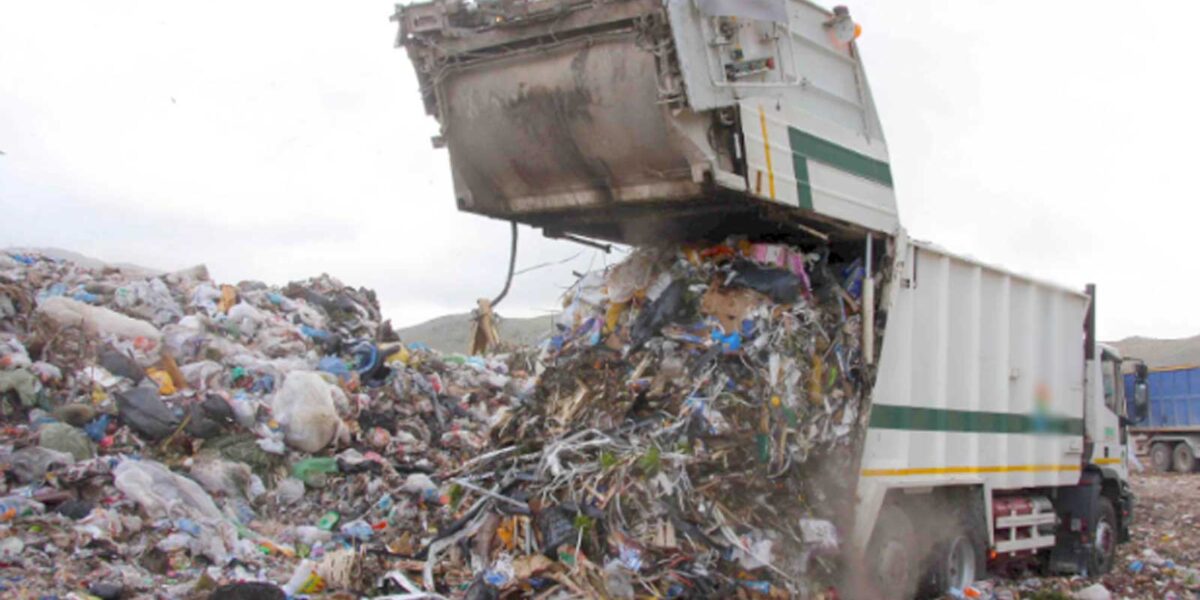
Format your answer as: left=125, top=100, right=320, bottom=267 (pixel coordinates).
left=0, top=1, right=1195, bottom=341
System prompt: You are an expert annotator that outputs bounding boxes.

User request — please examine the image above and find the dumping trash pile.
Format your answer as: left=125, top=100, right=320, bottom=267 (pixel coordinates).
left=0, top=239, right=880, bottom=599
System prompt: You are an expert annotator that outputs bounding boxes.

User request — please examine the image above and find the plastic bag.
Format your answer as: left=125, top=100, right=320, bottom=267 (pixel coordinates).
left=37, top=296, right=162, bottom=341
left=630, top=279, right=690, bottom=349
left=116, top=386, right=180, bottom=440
left=6, top=446, right=75, bottom=483
left=272, top=372, right=349, bottom=453
left=114, top=459, right=235, bottom=563
left=114, top=459, right=222, bottom=520
left=178, top=360, right=224, bottom=390
left=185, top=394, right=237, bottom=438
left=729, top=260, right=803, bottom=304
left=189, top=457, right=255, bottom=499
left=98, top=346, right=146, bottom=382
left=227, top=302, right=267, bottom=337
left=39, top=422, right=94, bottom=460
left=0, top=369, right=39, bottom=407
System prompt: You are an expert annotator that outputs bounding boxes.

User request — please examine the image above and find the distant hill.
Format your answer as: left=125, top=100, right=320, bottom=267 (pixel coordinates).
left=1109, top=336, right=1200, bottom=370
left=396, top=312, right=555, bottom=354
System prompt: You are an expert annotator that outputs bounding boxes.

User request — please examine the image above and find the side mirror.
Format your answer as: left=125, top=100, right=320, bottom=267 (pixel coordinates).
left=1133, top=382, right=1149, bottom=424
left=1135, top=363, right=1149, bottom=380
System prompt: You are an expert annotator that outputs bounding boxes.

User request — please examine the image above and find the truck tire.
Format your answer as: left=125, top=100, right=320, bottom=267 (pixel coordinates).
left=1088, top=498, right=1118, bottom=575
left=1173, top=443, right=1196, bottom=473
left=866, top=504, right=920, bottom=600
left=925, top=529, right=980, bottom=597
left=1151, top=443, right=1174, bottom=472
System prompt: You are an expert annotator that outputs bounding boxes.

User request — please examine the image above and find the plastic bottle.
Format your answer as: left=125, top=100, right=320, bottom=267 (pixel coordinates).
left=282, top=560, right=326, bottom=596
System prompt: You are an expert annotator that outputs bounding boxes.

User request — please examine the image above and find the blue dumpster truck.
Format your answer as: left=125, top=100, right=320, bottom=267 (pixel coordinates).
left=1125, top=366, right=1200, bottom=472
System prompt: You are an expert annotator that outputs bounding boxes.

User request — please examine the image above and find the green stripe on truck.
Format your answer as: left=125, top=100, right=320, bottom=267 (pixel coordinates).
left=787, top=128, right=894, bottom=188
left=869, top=404, right=1084, bottom=435
left=792, top=150, right=814, bottom=210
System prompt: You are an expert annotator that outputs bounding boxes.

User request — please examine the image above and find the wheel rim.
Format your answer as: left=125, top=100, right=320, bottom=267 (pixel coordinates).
left=945, top=536, right=976, bottom=591
left=1094, top=519, right=1115, bottom=571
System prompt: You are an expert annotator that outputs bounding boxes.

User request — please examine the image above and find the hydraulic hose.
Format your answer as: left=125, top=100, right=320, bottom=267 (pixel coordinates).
left=491, top=221, right=518, bottom=308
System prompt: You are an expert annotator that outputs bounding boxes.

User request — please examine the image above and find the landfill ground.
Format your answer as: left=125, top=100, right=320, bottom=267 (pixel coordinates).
left=0, top=248, right=1196, bottom=600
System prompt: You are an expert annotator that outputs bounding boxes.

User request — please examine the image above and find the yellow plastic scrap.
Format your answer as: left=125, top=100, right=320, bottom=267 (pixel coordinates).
left=91, top=386, right=107, bottom=406
left=258, top=538, right=296, bottom=558
left=297, top=570, right=326, bottom=594
left=218, top=284, right=238, bottom=314
left=146, top=368, right=176, bottom=395
left=159, top=353, right=188, bottom=390
left=385, top=347, right=410, bottom=366
left=496, top=516, right=522, bottom=550
left=808, top=356, right=824, bottom=405
left=604, top=302, right=627, bottom=335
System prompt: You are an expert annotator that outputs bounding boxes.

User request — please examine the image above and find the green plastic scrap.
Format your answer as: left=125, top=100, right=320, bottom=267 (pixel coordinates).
left=317, top=511, right=340, bottom=531
left=637, top=445, right=661, bottom=477
left=573, top=514, right=595, bottom=534
left=755, top=433, right=771, bottom=463
left=39, top=422, right=95, bottom=461
left=448, top=483, right=465, bottom=509
left=0, top=369, right=39, bottom=409
left=291, top=456, right=339, bottom=488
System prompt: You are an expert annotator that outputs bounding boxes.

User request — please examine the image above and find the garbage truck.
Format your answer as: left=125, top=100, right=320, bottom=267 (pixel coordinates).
left=392, top=0, right=1144, bottom=595
left=1124, top=365, right=1200, bottom=472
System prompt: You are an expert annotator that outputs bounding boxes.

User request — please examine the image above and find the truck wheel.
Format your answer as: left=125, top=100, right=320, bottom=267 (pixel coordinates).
left=1088, top=499, right=1118, bottom=575
left=867, top=505, right=920, bottom=600
left=926, top=530, right=979, bottom=597
left=1151, top=443, right=1173, bottom=472
left=1173, top=443, right=1196, bottom=473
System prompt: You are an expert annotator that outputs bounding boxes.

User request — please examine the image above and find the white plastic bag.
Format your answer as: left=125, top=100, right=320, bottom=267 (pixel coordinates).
left=271, top=371, right=349, bottom=453
left=38, top=296, right=161, bottom=341
left=114, top=459, right=222, bottom=521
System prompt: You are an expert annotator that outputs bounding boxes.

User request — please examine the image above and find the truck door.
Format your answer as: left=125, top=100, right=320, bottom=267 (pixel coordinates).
left=1092, top=351, right=1127, bottom=474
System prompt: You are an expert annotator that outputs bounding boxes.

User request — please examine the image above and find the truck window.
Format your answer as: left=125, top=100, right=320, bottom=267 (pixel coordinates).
left=1102, top=359, right=1120, bottom=413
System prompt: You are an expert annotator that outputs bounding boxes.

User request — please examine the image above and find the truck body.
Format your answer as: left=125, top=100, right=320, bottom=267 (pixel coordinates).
left=394, top=0, right=1137, bottom=594
left=1125, top=366, right=1200, bottom=472
left=858, top=238, right=1131, bottom=573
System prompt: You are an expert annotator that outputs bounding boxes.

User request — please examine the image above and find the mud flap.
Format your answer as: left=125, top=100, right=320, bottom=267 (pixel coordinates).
left=1117, top=478, right=1135, bottom=543
left=1048, top=471, right=1102, bottom=575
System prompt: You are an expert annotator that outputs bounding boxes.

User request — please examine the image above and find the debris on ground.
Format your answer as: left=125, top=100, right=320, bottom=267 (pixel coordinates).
left=954, top=472, right=1200, bottom=600
left=0, top=240, right=882, bottom=598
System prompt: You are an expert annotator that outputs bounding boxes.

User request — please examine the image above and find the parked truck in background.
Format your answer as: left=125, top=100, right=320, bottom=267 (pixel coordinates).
left=393, top=0, right=1146, bottom=595
left=1125, top=365, right=1200, bottom=472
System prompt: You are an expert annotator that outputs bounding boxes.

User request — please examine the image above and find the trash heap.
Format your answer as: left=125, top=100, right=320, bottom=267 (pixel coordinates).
left=439, top=240, right=880, bottom=599
left=0, top=237, right=880, bottom=599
